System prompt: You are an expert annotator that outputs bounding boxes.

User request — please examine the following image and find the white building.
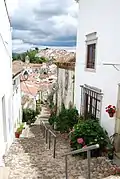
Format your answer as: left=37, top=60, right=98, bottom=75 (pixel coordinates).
left=74, top=0, right=120, bottom=151
left=55, top=57, right=75, bottom=113
left=0, top=0, right=13, bottom=157
left=12, top=61, right=23, bottom=131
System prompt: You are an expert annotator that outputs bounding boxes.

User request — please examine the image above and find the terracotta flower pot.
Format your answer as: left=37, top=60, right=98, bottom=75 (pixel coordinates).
left=108, top=112, right=114, bottom=117
left=15, top=132, right=20, bottom=138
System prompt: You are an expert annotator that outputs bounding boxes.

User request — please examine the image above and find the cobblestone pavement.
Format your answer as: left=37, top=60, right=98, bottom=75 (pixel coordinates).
left=4, top=106, right=120, bottom=179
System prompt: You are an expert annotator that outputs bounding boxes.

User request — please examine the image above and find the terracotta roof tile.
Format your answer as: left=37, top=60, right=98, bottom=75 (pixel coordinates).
left=21, top=82, right=38, bottom=96
left=12, top=60, right=24, bottom=77
left=37, top=48, right=76, bottom=63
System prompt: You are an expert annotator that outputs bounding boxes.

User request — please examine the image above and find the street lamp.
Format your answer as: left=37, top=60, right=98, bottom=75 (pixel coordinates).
left=20, top=70, right=29, bottom=82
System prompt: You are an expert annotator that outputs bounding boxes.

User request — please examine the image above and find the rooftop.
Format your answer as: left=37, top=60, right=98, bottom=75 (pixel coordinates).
left=12, top=60, right=24, bottom=78
left=37, top=48, right=76, bottom=70
left=37, top=48, right=76, bottom=63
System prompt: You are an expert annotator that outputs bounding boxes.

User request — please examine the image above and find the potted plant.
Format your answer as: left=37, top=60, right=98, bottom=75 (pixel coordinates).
left=106, top=105, right=116, bottom=117
left=105, top=143, right=115, bottom=160
left=15, top=127, right=22, bottom=138
left=15, top=123, right=25, bottom=138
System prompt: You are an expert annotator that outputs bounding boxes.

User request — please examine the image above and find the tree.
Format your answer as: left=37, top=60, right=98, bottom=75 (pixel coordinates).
left=12, top=49, right=49, bottom=64
left=12, top=53, right=21, bottom=61
left=35, top=47, right=39, bottom=51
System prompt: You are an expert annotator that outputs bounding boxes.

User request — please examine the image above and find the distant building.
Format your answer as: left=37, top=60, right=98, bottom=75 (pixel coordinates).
left=12, top=61, right=23, bottom=131
left=55, top=52, right=76, bottom=113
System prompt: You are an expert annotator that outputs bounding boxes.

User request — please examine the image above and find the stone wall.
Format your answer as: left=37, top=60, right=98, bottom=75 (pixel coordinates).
left=57, top=67, right=75, bottom=113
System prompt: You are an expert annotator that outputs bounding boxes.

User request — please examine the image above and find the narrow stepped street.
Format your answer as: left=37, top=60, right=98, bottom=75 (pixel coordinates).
left=4, top=106, right=119, bottom=179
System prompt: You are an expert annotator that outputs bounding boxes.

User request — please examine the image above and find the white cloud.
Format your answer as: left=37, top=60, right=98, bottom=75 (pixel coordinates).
left=8, top=0, right=78, bottom=53
left=13, top=39, right=76, bottom=53
left=12, top=39, right=35, bottom=53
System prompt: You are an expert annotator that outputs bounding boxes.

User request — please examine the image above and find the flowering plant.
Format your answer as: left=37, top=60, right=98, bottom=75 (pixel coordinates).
left=110, top=166, right=120, bottom=175
left=105, top=105, right=116, bottom=117
left=69, top=119, right=109, bottom=157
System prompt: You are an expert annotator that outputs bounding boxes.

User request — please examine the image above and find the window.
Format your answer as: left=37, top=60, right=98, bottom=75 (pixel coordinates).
left=86, top=44, right=96, bottom=69
left=80, top=84, right=103, bottom=120
left=86, top=32, right=97, bottom=69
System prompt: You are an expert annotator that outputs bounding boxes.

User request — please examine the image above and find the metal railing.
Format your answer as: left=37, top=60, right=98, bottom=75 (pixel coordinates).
left=63, top=144, right=99, bottom=179
left=40, top=120, right=56, bottom=158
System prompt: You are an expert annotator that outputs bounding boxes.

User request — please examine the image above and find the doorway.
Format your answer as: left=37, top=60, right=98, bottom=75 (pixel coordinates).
left=2, top=95, right=7, bottom=143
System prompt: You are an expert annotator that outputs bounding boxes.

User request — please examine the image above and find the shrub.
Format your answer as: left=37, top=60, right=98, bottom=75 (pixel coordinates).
left=48, top=113, right=57, bottom=126
left=22, top=108, right=37, bottom=125
left=36, top=104, right=41, bottom=115
left=56, top=104, right=79, bottom=133
left=69, top=119, right=109, bottom=157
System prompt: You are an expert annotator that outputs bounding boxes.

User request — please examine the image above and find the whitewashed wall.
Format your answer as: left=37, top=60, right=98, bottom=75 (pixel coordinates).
left=75, top=0, right=120, bottom=136
left=57, top=68, right=74, bottom=113
left=12, top=75, right=22, bottom=130
left=0, top=0, right=12, bottom=156
left=22, top=92, right=36, bottom=111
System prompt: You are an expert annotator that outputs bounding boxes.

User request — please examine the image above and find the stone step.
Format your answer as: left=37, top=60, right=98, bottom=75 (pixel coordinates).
left=0, top=167, right=9, bottom=179
left=68, top=176, right=85, bottom=179
left=103, top=176, right=120, bottom=179
left=40, top=115, right=50, bottom=118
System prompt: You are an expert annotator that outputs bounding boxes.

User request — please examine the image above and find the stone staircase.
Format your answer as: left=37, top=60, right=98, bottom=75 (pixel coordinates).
left=0, top=154, right=9, bottom=179
left=0, top=167, right=9, bottom=179
left=4, top=106, right=120, bottom=179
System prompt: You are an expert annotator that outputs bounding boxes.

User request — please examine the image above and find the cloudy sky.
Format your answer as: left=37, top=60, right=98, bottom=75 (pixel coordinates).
left=7, top=0, right=78, bottom=53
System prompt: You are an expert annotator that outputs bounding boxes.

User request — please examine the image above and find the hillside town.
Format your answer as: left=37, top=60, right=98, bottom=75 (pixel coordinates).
left=1, top=0, right=120, bottom=179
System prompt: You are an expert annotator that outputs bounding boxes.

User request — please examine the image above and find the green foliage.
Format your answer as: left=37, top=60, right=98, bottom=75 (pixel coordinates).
left=36, top=107, right=40, bottom=115
left=40, top=56, right=48, bottom=62
left=49, top=113, right=57, bottom=126
left=49, top=101, right=54, bottom=110
left=22, top=108, right=37, bottom=125
left=12, top=53, right=22, bottom=61
left=56, top=105, right=79, bottom=133
left=35, top=47, right=39, bottom=51
left=48, top=104, right=79, bottom=133
left=69, top=119, right=110, bottom=157
left=16, top=123, right=24, bottom=133
left=12, top=49, right=48, bottom=64
left=47, top=93, right=55, bottom=112
left=36, top=102, right=41, bottom=115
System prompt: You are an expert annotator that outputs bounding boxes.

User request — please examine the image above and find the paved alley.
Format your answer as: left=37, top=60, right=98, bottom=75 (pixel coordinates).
left=4, top=107, right=119, bottom=179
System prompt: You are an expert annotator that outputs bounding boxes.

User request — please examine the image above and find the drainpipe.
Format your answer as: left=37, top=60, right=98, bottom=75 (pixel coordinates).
left=72, top=74, right=75, bottom=105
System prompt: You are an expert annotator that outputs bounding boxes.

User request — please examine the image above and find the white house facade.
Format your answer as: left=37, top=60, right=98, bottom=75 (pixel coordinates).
left=74, top=0, right=120, bottom=143
left=12, top=63, right=23, bottom=132
left=0, top=0, right=13, bottom=157
left=55, top=60, right=75, bottom=113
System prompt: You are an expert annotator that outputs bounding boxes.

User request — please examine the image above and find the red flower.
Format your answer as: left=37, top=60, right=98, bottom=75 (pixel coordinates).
left=77, top=138, right=84, bottom=144
left=105, top=105, right=116, bottom=115
left=117, top=168, right=120, bottom=173
left=112, top=109, right=115, bottom=113
left=108, top=105, right=112, bottom=108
